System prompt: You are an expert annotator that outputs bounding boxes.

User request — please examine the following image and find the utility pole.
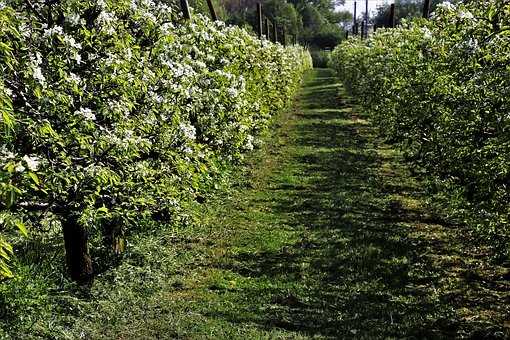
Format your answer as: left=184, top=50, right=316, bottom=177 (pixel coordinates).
left=353, top=1, right=357, bottom=34
left=388, top=3, right=395, bottom=28
left=365, top=0, right=368, bottom=38
left=256, top=3, right=262, bottom=38
left=265, top=17, right=270, bottom=40
left=422, top=0, right=431, bottom=19
left=180, top=0, right=191, bottom=20
left=206, top=0, right=217, bottom=21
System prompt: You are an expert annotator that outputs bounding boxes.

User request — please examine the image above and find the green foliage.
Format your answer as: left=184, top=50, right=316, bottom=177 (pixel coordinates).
left=305, top=22, right=343, bottom=48
left=372, top=0, right=459, bottom=27
left=188, top=0, right=228, bottom=20
left=0, top=0, right=312, bottom=280
left=220, top=0, right=345, bottom=48
left=299, top=2, right=344, bottom=48
left=330, top=0, right=510, bottom=256
left=310, top=49, right=331, bottom=68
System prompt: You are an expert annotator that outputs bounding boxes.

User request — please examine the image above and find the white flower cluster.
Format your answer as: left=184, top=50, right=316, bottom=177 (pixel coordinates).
left=437, top=1, right=456, bottom=11
left=43, top=25, right=64, bottom=37
left=179, top=122, right=196, bottom=140
left=75, top=107, right=96, bottom=121
left=29, top=52, right=45, bottom=85
left=421, top=27, right=432, bottom=40
left=23, top=155, right=40, bottom=171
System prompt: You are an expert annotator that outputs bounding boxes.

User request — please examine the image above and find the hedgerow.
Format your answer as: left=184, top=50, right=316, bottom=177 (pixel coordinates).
left=0, top=0, right=312, bottom=280
left=330, top=0, right=509, bottom=257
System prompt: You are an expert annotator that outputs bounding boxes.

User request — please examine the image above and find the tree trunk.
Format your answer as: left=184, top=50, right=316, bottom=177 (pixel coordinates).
left=103, top=218, right=125, bottom=255
left=63, top=215, right=93, bottom=283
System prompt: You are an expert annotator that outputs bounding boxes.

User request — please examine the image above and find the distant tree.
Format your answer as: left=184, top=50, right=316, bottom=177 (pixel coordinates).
left=186, top=0, right=228, bottom=20
left=372, top=0, right=459, bottom=27
left=192, top=0, right=348, bottom=48
left=262, top=0, right=303, bottom=40
left=301, top=3, right=325, bottom=29
left=327, top=9, right=352, bottom=25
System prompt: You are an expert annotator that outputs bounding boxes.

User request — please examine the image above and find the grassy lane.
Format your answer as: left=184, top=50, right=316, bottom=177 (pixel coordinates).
left=54, top=69, right=509, bottom=339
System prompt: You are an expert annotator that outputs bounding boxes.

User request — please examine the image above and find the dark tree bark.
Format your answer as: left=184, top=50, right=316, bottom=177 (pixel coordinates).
left=63, top=215, right=93, bottom=284
left=102, top=218, right=125, bottom=255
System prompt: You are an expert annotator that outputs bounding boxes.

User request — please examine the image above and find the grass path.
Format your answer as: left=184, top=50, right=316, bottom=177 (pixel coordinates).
left=69, top=69, right=509, bottom=339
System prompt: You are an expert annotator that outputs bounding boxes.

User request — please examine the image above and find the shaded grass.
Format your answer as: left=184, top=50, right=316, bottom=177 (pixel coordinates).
left=2, top=69, right=509, bottom=339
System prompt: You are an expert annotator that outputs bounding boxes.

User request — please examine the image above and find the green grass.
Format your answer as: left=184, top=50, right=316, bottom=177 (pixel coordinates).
left=1, top=69, right=509, bottom=339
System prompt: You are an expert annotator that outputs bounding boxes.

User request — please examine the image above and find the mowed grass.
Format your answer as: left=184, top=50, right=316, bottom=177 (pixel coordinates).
left=2, top=69, right=509, bottom=339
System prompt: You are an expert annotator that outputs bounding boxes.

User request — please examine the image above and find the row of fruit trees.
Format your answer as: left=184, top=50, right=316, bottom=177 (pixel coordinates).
left=0, top=0, right=312, bottom=282
left=330, top=0, right=510, bottom=259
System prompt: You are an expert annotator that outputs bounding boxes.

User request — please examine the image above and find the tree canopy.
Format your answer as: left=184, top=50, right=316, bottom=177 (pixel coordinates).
left=372, top=0, right=460, bottom=27
left=187, top=0, right=346, bottom=49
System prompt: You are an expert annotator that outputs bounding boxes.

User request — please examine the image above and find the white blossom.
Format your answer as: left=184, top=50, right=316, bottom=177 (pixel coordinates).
left=227, top=88, right=238, bottom=97
left=180, top=123, right=196, bottom=140
left=66, top=13, right=81, bottom=26
left=63, top=35, right=82, bottom=50
left=3, top=87, right=13, bottom=98
left=97, top=11, right=115, bottom=25
left=69, top=72, right=80, bottom=83
left=0, top=147, right=15, bottom=159
left=32, top=66, right=46, bottom=85
left=43, top=25, right=64, bottom=37
left=19, top=23, right=31, bottom=38
left=421, top=27, right=432, bottom=39
left=437, top=1, right=455, bottom=11
left=23, top=155, right=40, bottom=171
left=459, top=10, right=474, bottom=20
left=76, top=107, right=96, bottom=121
left=74, top=53, right=82, bottom=64
left=15, top=164, right=26, bottom=173
left=245, top=135, right=254, bottom=151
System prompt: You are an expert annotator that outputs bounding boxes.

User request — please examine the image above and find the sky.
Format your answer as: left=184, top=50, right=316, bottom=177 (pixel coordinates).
left=336, top=0, right=388, bottom=16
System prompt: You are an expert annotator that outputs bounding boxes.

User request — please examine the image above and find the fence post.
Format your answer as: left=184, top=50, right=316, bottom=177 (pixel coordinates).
left=388, top=3, right=395, bottom=28
left=422, top=0, right=431, bottom=19
left=361, top=21, right=365, bottom=39
left=365, top=0, right=368, bottom=38
left=180, top=0, right=191, bottom=20
left=265, top=17, right=270, bottom=40
left=257, top=3, right=263, bottom=38
left=353, top=1, right=357, bottom=34
left=206, top=0, right=217, bottom=21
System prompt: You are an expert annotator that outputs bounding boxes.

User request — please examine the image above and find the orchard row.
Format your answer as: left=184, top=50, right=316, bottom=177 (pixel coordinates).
left=331, top=0, right=510, bottom=257
left=0, top=0, right=312, bottom=280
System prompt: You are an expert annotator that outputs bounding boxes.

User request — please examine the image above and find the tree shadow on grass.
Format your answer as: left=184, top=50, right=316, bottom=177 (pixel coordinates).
left=207, top=69, right=509, bottom=338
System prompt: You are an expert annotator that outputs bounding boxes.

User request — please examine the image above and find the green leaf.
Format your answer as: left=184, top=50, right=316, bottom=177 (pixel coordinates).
left=15, top=221, right=28, bottom=237
left=28, top=172, right=40, bottom=186
left=97, top=206, right=109, bottom=214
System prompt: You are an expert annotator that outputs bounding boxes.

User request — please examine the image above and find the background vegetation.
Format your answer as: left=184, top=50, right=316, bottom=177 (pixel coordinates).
left=189, top=0, right=348, bottom=49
